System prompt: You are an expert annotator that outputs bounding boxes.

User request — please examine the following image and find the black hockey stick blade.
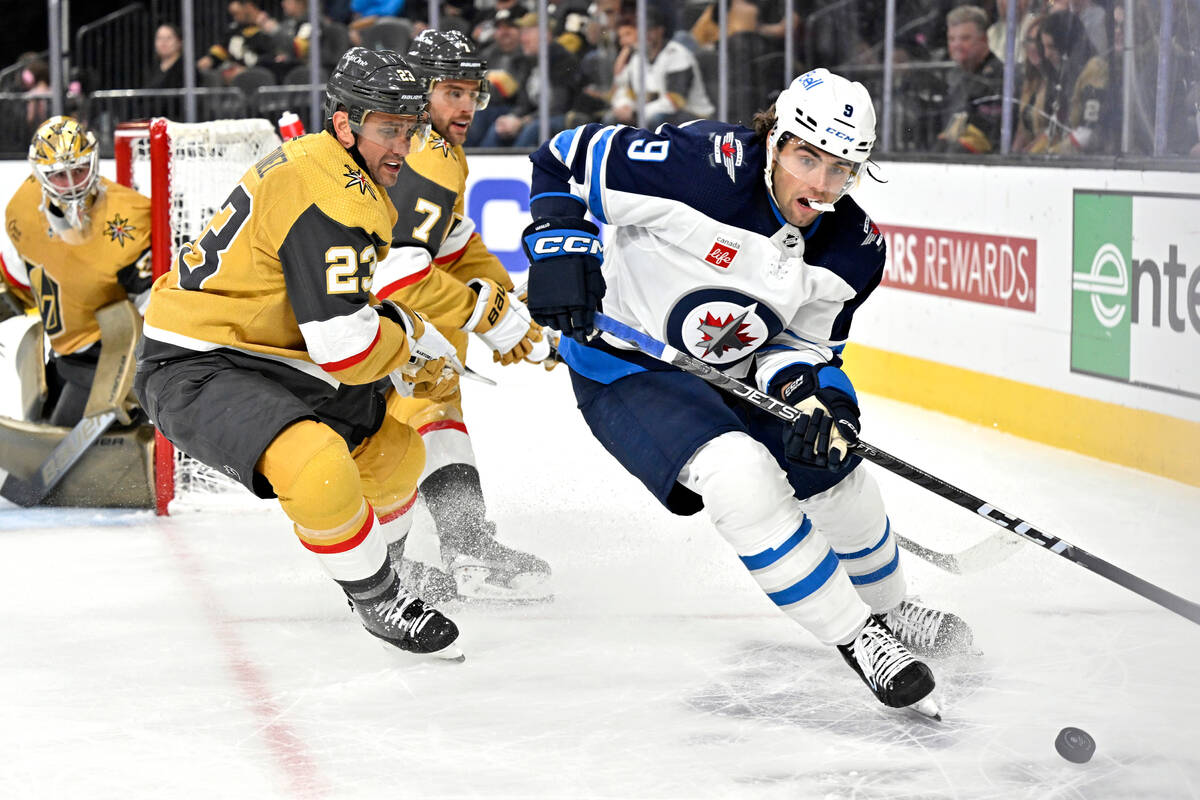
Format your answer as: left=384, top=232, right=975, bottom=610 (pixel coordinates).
left=592, top=312, right=1200, bottom=627
left=0, top=410, right=120, bottom=507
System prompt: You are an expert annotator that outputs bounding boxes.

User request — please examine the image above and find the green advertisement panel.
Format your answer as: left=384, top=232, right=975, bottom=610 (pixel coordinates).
left=1072, top=193, right=1132, bottom=381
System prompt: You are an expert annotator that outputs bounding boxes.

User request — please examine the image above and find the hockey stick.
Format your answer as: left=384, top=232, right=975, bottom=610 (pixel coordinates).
left=0, top=301, right=140, bottom=507
left=592, top=312, right=1200, bottom=626
left=893, top=530, right=1024, bottom=575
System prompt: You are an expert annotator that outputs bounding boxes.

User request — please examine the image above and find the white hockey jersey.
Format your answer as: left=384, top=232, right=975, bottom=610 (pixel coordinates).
left=527, top=120, right=887, bottom=398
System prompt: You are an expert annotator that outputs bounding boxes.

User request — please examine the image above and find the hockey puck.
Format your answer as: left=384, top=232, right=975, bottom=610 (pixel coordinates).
left=1054, top=727, right=1095, bottom=763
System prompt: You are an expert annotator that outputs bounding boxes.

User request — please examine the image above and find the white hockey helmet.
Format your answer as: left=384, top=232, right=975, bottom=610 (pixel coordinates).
left=765, top=69, right=877, bottom=209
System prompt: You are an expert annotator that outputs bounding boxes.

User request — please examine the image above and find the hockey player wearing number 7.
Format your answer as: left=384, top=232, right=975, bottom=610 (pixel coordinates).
left=523, top=68, right=973, bottom=716
left=135, top=48, right=465, bottom=660
left=373, top=29, right=554, bottom=603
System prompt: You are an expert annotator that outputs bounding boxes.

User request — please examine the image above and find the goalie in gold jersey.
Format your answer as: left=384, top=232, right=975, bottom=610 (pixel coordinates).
left=135, top=48, right=465, bottom=659
left=2, top=115, right=153, bottom=426
left=375, top=29, right=554, bottom=603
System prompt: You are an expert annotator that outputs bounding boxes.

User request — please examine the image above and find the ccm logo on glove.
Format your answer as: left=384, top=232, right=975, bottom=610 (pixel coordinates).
left=525, top=233, right=604, bottom=257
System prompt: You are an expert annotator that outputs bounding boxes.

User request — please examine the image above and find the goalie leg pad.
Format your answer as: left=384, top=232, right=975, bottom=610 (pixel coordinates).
left=800, top=467, right=906, bottom=614
left=258, top=420, right=387, bottom=583
left=679, top=431, right=869, bottom=644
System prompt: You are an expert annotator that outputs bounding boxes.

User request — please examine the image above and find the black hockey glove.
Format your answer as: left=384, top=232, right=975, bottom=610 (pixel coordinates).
left=521, top=216, right=605, bottom=343
left=771, top=364, right=861, bottom=471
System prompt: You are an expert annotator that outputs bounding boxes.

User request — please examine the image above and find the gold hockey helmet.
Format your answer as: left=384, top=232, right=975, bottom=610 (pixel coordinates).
left=28, top=115, right=100, bottom=229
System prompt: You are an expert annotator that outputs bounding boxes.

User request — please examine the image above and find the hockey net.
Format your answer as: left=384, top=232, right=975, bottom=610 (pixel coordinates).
left=115, top=118, right=282, bottom=515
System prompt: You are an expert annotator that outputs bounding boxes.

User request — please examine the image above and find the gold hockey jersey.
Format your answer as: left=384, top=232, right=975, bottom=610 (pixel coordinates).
left=376, top=131, right=513, bottom=329
left=3, top=175, right=152, bottom=355
left=141, top=130, right=417, bottom=387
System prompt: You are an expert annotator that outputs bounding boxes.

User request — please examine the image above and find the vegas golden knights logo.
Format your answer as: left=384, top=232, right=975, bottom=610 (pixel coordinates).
left=35, top=270, right=64, bottom=335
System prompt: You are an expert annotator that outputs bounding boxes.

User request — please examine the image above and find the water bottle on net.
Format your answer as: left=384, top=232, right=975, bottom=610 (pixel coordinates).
left=278, top=111, right=305, bottom=141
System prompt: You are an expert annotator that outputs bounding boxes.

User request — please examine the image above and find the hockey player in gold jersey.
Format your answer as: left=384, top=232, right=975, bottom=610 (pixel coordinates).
left=136, top=48, right=465, bottom=659
left=375, top=29, right=554, bottom=603
left=2, top=116, right=153, bottom=426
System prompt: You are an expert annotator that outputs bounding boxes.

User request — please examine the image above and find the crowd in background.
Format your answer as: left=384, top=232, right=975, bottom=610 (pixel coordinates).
left=1, top=0, right=1197, bottom=159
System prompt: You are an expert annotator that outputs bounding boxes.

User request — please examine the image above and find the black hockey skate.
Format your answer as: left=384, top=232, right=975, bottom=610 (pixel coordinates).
left=838, top=616, right=939, bottom=717
left=348, top=574, right=463, bottom=661
left=881, top=598, right=974, bottom=657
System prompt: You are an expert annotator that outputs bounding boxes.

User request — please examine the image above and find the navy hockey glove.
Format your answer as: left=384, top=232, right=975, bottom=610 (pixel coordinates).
left=771, top=364, right=861, bottom=471
left=522, top=217, right=605, bottom=343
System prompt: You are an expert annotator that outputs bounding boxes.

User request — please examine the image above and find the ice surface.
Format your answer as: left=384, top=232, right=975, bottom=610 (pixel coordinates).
left=2, top=361, right=1198, bottom=799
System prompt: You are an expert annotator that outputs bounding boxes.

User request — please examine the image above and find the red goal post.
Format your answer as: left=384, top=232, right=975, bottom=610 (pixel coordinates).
left=114, top=118, right=282, bottom=514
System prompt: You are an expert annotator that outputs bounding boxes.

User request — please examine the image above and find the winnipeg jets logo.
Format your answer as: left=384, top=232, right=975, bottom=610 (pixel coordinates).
left=695, top=303, right=758, bottom=357
left=861, top=216, right=883, bottom=248
left=342, top=165, right=376, bottom=199
left=105, top=214, right=136, bottom=247
left=709, top=131, right=743, bottom=183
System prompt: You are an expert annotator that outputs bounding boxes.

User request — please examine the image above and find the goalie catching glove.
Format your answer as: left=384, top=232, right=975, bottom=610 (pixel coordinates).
left=770, top=363, right=861, bottom=471
left=377, top=300, right=463, bottom=401
left=462, top=278, right=552, bottom=366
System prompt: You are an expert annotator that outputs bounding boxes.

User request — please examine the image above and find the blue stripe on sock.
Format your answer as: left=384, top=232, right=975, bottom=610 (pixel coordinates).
left=739, top=518, right=812, bottom=571
left=848, top=546, right=901, bottom=586
left=837, top=519, right=892, bottom=561
left=767, top=548, right=840, bottom=606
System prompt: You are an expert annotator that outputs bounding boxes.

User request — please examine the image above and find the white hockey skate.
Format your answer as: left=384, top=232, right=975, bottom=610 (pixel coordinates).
left=881, top=598, right=974, bottom=657
left=837, top=616, right=939, bottom=718
left=444, top=538, right=553, bottom=603
left=348, top=576, right=463, bottom=661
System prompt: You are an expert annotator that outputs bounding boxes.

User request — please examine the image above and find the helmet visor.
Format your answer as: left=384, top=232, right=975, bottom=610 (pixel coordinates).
left=431, top=79, right=491, bottom=111
left=774, top=135, right=863, bottom=200
left=353, top=112, right=431, bottom=153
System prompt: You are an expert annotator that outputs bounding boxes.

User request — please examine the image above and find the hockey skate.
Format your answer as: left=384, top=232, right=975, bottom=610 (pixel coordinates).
left=880, top=598, right=974, bottom=657
left=443, top=537, right=553, bottom=603
left=423, top=465, right=552, bottom=602
left=837, top=615, right=939, bottom=718
left=347, top=574, right=464, bottom=661
left=389, top=539, right=459, bottom=604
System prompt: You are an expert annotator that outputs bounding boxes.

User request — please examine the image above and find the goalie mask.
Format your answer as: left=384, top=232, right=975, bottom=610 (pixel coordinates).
left=29, top=115, right=100, bottom=234
left=325, top=47, right=431, bottom=151
left=407, top=29, right=490, bottom=110
left=765, top=69, right=876, bottom=212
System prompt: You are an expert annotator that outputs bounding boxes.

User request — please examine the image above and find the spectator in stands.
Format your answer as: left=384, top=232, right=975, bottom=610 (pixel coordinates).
left=568, top=0, right=623, bottom=126
left=610, top=6, right=713, bottom=128
left=1050, top=0, right=1107, bottom=55
left=1111, top=0, right=1200, bottom=156
left=1028, top=9, right=1109, bottom=153
left=988, top=0, right=1041, bottom=63
left=1012, top=13, right=1050, bottom=151
left=473, top=0, right=528, bottom=48
left=275, top=0, right=350, bottom=75
left=198, top=0, right=290, bottom=73
left=477, top=12, right=581, bottom=147
left=466, top=8, right=532, bottom=145
left=935, top=5, right=1005, bottom=153
left=146, top=23, right=185, bottom=90
left=20, top=56, right=51, bottom=128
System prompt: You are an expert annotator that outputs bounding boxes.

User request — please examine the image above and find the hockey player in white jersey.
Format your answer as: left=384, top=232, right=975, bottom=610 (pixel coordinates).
left=522, top=68, right=972, bottom=715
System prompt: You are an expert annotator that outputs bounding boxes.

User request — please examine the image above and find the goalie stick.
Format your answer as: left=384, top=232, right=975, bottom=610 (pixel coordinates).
left=0, top=301, right=140, bottom=507
left=592, top=312, right=1200, bottom=626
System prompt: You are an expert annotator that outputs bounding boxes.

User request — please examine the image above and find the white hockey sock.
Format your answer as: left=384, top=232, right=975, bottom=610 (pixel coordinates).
left=801, top=468, right=906, bottom=613
left=679, top=432, right=869, bottom=644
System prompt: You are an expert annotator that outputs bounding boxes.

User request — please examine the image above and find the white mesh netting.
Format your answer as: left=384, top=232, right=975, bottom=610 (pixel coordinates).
left=126, top=119, right=282, bottom=511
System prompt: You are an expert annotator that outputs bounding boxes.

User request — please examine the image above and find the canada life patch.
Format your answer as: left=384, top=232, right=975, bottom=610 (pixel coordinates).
left=704, top=236, right=740, bottom=268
